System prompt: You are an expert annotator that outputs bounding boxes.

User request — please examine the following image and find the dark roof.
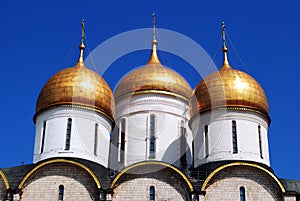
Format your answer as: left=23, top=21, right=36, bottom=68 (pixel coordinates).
left=72, top=158, right=111, bottom=189
left=1, top=164, right=34, bottom=190
left=281, top=179, right=300, bottom=194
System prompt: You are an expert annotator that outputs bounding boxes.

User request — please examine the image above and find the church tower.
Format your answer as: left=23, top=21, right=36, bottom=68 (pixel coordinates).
left=190, top=23, right=271, bottom=168
left=33, top=21, right=115, bottom=167
left=111, top=15, right=193, bottom=169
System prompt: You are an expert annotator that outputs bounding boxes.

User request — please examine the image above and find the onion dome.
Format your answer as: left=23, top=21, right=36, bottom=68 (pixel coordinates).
left=114, top=13, right=192, bottom=100
left=114, top=15, right=191, bottom=101
left=190, top=23, right=269, bottom=121
left=35, top=20, right=115, bottom=122
left=114, top=40, right=192, bottom=100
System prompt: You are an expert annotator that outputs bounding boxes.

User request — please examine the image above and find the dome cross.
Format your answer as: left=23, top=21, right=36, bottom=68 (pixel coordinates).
left=221, top=21, right=230, bottom=67
left=78, top=19, right=86, bottom=64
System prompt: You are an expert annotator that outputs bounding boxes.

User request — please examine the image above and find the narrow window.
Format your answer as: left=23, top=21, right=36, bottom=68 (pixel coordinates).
left=205, top=125, right=209, bottom=157
left=58, top=185, right=64, bottom=201
left=180, top=121, right=187, bottom=167
left=65, top=118, right=72, bottom=150
left=40, top=120, right=46, bottom=154
left=120, top=119, right=126, bottom=164
left=192, top=140, right=195, bottom=167
left=150, top=186, right=155, bottom=201
left=232, top=120, right=238, bottom=154
left=94, top=123, right=98, bottom=156
left=258, top=125, right=263, bottom=158
left=240, top=186, right=246, bottom=201
left=149, top=115, right=156, bottom=159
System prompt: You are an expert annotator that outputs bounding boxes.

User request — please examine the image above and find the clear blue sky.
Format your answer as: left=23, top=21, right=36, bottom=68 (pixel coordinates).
left=1, top=1, right=299, bottom=180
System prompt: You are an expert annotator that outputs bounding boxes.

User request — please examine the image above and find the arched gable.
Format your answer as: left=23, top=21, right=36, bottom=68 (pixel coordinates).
left=18, top=159, right=101, bottom=189
left=110, top=161, right=194, bottom=191
left=201, top=162, right=285, bottom=193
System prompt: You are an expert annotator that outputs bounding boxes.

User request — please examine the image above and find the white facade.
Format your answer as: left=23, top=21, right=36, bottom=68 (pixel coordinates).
left=33, top=106, right=113, bottom=167
left=191, top=109, right=270, bottom=168
left=111, top=93, right=193, bottom=169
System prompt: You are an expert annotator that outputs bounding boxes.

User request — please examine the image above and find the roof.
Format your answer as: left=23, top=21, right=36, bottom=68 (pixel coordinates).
left=281, top=179, right=300, bottom=194
left=1, top=164, right=34, bottom=190
left=72, top=158, right=111, bottom=189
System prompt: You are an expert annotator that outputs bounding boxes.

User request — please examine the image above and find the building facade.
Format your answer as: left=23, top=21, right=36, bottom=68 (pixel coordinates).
left=0, top=20, right=299, bottom=201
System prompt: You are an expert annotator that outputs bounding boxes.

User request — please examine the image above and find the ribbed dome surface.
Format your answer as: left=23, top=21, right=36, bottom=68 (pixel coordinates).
left=36, top=62, right=115, bottom=120
left=190, top=63, right=269, bottom=118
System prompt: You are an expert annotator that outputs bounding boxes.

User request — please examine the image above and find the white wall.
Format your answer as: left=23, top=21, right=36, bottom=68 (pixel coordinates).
left=191, top=109, right=270, bottom=168
left=112, top=93, right=193, bottom=169
left=33, top=107, right=113, bottom=167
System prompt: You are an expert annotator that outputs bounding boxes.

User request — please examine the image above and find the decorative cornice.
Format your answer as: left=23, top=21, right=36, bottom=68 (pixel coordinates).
left=190, top=106, right=271, bottom=127
left=33, top=103, right=115, bottom=128
left=115, top=89, right=190, bottom=103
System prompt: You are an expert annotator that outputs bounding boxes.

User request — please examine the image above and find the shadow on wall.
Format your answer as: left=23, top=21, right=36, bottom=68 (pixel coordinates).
left=161, top=138, right=192, bottom=168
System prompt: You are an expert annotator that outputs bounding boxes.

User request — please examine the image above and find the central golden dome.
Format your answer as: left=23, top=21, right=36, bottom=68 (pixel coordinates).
left=190, top=45, right=269, bottom=120
left=114, top=40, right=192, bottom=100
left=35, top=25, right=115, bottom=122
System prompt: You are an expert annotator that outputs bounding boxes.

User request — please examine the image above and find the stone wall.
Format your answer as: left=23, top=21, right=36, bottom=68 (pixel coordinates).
left=112, top=166, right=191, bottom=201
left=204, top=166, right=282, bottom=201
left=20, top=163, right=99, bottom=201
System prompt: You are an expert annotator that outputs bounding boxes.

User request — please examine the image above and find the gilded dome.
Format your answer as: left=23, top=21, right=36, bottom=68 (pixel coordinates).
left=35, top=24, right=115, bottom=121
left=190, top=48, right=269, bottom=119
left=36, top=62, right=115, bottom=120
left=114, top=40, right=192, bottom=100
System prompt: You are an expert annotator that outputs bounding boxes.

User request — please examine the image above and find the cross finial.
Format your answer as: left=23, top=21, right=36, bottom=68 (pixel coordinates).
left=147, top=13, right=161, bottom=65
left=221, top=21, right=230, bottom=66
left=152, top=13, right=156, bottom=41
left=222, top=21, right=227, bottom=50
left=81, top=19, right=85, bottom=46
left=77, top=19, right=85, bottom=64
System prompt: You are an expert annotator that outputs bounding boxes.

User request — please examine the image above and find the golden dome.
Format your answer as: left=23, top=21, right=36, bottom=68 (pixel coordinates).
left=35, top=21, right=114, bottom=121
left=190, top=37, right=269, bottom=120
left=114, top=40, right=192, bottom=101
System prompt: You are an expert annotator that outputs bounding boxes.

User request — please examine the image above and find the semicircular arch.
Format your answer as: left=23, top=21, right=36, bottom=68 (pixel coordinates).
left=110, top=161, right=194, bottom=192
left=18, top=159, right=101, bottom=189
left=0, top=169, right=9, bottom=189
left=201, top=162, right=285, bottom=193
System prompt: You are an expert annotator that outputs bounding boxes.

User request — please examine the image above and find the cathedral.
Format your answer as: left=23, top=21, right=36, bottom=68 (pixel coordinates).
left=0, top=18, right=299, bottom=201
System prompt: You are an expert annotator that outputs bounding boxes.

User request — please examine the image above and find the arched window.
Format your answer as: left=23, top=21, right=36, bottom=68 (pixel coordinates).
left=205, top=125, right=209, bottom=157
left=65, top=118, right=72, bottom=150
left=58, top=185, right=64, bottom=201
left=149, top=115, right=156, bottom=159
left=120, top=119, right=126, bottom=164
left=94, top=123, right=98, bottom=156
left=232, top=120, right=238, bottom=154
left=240, top=186, right=246, bottom=201
left=258, top=125, right=263, bottom=158
left=180, top=120, right=187, bottom=167
left=150, top=186, right=155, bottom=201
left=40, top=120, right=46, bottom=154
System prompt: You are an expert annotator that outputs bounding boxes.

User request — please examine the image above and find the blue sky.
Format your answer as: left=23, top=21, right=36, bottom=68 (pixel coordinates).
left=1, top=1, right=299, bottom=180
